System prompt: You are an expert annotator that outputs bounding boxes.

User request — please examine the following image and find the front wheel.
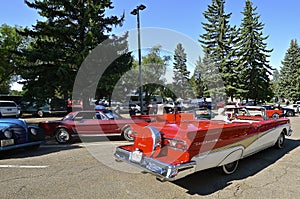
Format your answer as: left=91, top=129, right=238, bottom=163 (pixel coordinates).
left=275, top=132, right=285, bottom=149
left=122, top=126, right=134, bottom=142
left=222, top=160, right=239, bottom=174
left=55, top=128, right=71, bottom=144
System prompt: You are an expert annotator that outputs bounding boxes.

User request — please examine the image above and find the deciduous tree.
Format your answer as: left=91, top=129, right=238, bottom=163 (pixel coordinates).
left=0, top=24, right=27, bottom=93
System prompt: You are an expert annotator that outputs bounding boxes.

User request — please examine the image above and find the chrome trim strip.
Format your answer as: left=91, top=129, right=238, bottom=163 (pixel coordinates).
left=78, top=133, right=121, bottom=137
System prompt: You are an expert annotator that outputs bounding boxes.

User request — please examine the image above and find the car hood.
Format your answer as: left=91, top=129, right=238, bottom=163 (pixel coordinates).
left=0, top=118, right=27, bottom=130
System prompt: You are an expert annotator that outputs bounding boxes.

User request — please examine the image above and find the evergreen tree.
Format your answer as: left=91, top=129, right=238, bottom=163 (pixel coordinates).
left=278, top=39, right=300, bottom=102
left=172, top=43, right=192, bottom=99
left=201, top=51, right=225, bottom=100
left=235, top=0, right=273, bottom=103
left=200, top=0, right=237, bottom=100
left=191, top=57, right=205, bottom=98
left=18, top=0, right=128, bottom=105
left=95, top=33, right=133, bottom=104
left=271, top=68, right=280, bottom=102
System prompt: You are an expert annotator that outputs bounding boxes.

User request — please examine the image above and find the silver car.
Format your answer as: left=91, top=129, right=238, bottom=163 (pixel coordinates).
left=0, top=100, right=19, bottom=117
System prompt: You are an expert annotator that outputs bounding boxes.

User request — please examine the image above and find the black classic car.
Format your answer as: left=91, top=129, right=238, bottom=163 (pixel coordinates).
left=0, top=118, right=45, bottom=151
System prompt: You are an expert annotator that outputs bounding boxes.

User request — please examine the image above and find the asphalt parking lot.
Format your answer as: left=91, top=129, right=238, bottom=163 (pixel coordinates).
left=0, top=115, right=299, bottom=199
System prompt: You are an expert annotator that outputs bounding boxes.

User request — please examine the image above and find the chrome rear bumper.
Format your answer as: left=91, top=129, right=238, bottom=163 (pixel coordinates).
left=114, top=147, right=196, bottom=181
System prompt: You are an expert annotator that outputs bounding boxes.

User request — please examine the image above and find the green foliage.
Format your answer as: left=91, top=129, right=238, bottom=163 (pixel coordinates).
left=191, top=57, right=205, bottom=98
left=110, top=45, right=170, bottom=103
left=0, top=24, right=27, bottom=93
left=271, top=68, right=280, bottom=100
left=172, top=43, right=193, bottom=99
left=141, top=45, right=170, bottom=102
left=235, top=0, right=273, bottom=103
left=95, top=33, right=133, bottom=102
left=278, top=39, right=300, bottom=102
left=201, top=51, right=226, bottom=99
left=17, top=0, right=125, bottom=104
left=199, top=0, right=237, bottom=100
left=198, top=0, right=273, bottom=103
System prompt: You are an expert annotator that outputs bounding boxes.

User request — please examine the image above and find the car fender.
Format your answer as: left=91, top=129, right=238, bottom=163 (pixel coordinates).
left=218, top=147, right=244, bottom=166
left=56, top=125, right=74, bottom=134
left=120, top=124, right=131, bottom=132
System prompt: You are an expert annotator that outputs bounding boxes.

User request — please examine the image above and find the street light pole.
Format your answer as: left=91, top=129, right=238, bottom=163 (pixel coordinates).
left=131, top=4, right=146, bottom=114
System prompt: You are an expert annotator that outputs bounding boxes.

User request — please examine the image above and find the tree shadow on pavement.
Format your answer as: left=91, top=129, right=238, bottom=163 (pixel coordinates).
left=0, top=143, right=82, bottom=160
left=173, top=138, right=300, bottom=196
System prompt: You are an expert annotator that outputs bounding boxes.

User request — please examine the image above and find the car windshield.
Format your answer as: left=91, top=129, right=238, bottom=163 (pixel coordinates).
left=102, top=110, right=115, bottom=119
left=63, top=113, right=76, bottom=120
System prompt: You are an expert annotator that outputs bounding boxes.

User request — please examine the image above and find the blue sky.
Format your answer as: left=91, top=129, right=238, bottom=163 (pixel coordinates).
left=1, top=0, right=299, bottom=70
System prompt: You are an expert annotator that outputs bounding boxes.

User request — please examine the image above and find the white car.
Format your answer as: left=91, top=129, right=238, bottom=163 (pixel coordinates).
left=0, top=100, right=19, bottom=117
left=284, top=104, right=299, bottom=113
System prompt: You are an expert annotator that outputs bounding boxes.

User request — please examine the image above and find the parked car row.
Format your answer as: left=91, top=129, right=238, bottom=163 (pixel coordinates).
left=20, top=98, right=68, bottom=117
left=0, top=103, right=294, bottom=183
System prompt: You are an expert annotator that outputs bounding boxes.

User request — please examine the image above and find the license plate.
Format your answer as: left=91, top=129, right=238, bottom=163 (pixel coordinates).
left=1, top=139, right=14, bottom=147
left=130, top=150, right=143, bottom=163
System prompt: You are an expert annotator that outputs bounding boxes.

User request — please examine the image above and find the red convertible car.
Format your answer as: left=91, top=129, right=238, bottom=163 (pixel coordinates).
left=39, top=110, right=146, bottom=144
left=114, top=106, right=292, bottom=181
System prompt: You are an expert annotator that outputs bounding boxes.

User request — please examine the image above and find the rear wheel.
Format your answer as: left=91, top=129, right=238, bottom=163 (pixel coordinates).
left=272, top=113, right=279, bottom=119
left=286, top=110, right=293, bottom=117
left=222, top=160, right=239, bottom=174
left=275, top=132, right=285, bottom=149
left=37, top=110, right=44, bottom=118
left=55, top=128, right=71, bottom=144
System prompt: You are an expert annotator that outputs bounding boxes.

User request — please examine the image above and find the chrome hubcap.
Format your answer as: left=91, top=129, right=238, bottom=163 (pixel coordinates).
left=57, top=130, right=69, bottom=142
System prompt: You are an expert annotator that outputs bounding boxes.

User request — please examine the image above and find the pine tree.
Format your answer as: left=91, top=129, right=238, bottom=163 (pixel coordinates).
left=278, top=39, right=300, bottom=102
left=235, top=0, right=273, bottom=104
left=201, top=51, right=225, bottom=100
left=271, top=68, right=280, bottom=102
left=18, top=0, right=129, bottom=105
left=172, top=43, right=192, bottom=99
left=191, top=57, right=205, bottom=98
left=200, top=0, right=237, bottom=100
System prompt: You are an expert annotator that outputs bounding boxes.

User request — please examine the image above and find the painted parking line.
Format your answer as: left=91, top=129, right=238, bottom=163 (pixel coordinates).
left=41, top=145, right=74, bottom=148
left=79, top=142, right=129, bottom=146
left=0, top=165, right=48, bottom=169
left=41, top=142, right=128, bottom=148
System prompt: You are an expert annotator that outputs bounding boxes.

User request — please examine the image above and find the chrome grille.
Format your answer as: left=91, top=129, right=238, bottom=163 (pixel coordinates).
left=10, top=125, right=27, bottom=144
